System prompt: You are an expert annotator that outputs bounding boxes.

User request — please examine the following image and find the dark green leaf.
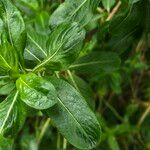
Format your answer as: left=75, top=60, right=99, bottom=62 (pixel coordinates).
left=49, top=0, right=101, bottom=28
left=33, top=22, right=85, bottom=71
left=108, top=0, right=145, bottom=54
left=68, top=74, right=95, bottom=110
left=0, top=91, right=26, bottom=137
left=0, top=41, right=19, bottom=74
left=16, top=73, right=57, bottom=110
left=24, top=27, right=48, bottom=68
left=70, top=51, right=121, bottom=75
left=0, top=0, right=26, bottom=64
left=44, top=77, right=101, bottom=149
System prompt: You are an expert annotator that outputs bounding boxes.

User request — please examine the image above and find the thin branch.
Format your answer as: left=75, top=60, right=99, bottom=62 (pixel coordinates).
left=106, top=1, right=122, bottom=21
left=37, top=118, right=51, bottom=144
left=137, top=105, right=150, bottom=127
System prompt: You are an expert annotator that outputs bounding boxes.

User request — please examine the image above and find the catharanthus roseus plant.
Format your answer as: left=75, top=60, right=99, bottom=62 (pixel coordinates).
left=0, top=0, right=149, bottom=149
left=0, top=0, right=102, bottom=149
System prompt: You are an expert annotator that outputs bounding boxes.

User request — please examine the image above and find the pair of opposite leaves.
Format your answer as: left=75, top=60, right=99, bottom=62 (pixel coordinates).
left=0, top=73, right=101, bottom=149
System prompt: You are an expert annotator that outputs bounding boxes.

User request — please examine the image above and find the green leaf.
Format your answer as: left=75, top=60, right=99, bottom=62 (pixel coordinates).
left=16, top=73, right=57, bottom=110
left=24, top=28, right=48, bottom=68
left=44, top=77, right=101, bottom=149
left=0, top=0, right=26, bottom=64
left=0, top=76, right=15, bottom=95
left=34, top=11, right=51, bottom=35
left=33, top=22, right=85, bottom=71
left=70, top=51, right=121, bottom=76
left=108, top=0, right=145, bottom=54
left=0, top=91, right=26, bottom=137
left=24, top=11, right=51, bottom=69
left=14, top=0, right=40, bottom=14
left=0, top=135, right=13, bottom=150
left=68, top=74, right=95, bottom=110
left=0, top=41, right=19, bottom=74
left=49, top=0, right=101, bottom=28
left=102, top=0, right=115, bottom=12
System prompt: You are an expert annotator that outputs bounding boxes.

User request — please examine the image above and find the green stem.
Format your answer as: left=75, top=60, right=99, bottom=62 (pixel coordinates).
left=37, top=118, right=51, bottom=144
left=57, top=132, right=61, bottom=150
left=63, top=138, right=67, bottom=150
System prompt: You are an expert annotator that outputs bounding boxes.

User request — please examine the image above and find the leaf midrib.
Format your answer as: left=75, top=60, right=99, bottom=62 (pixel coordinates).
left=57, top=96, right=89, bottom=140
left=28, top=34, right=47, bottom=57
left=69, top=60, right=117, bottom=68
left=0, top=54, right=12, bottom=69
left=0, top=91, right=19, bottom=134
left=70, top=0, right=88, bottom=18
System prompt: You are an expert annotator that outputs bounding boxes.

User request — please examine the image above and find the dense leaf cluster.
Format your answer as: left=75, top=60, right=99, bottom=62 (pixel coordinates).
left=0, top=0, right=149, bottom=150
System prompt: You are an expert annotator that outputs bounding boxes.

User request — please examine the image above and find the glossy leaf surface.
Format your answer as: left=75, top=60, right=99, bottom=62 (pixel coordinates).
left=16, top=73, right=57, bottom=110
left=0, top=0, right=26, bottom=64
left=45, top=77, right=101, bottom=149
left=0, top=91, right=26, bottom=137
left=0, top=41, right=18, bottom=74
left=49, top=0, right=101, bottom=28
left=33, top=22, right=85, bottom=71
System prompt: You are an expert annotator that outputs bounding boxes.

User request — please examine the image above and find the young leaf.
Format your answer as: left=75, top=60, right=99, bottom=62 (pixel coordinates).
left=70, top=51, right=121, bottom=76
left=0, top=41, right=19, bottom=74
left=33, top=22, right=85, bottom=71
left=49, top=0, right=101, bottom=28
left=0, top=0, right=26, bottom=64
left=0, top=91, right=26, bottom=137
left=44, top=77, right=101, bottom=149
left=16, top=73, right=57, bottom=110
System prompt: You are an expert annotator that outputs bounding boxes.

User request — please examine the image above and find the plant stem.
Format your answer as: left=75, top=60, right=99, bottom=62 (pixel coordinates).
left=137, top=105, right=150, bottom=127
left=67, top=70, right=79, bottom=91
left=37, top=118, right=51, bottom=144
left=57, top=132, right=61, bottom=150
left=106, top=1, right=122, bottom=21
left=104, top=101, right=124, bottom=122
left=63, top=138, right=67, bottom=150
